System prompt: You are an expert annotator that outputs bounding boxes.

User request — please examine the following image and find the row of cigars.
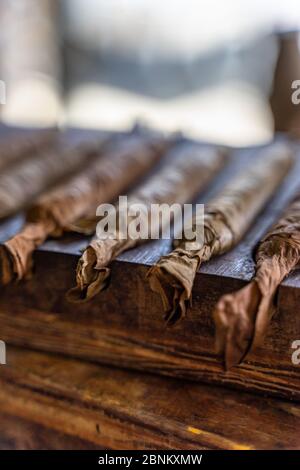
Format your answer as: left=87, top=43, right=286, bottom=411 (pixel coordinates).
left=0, top=128, right=299, bottom=370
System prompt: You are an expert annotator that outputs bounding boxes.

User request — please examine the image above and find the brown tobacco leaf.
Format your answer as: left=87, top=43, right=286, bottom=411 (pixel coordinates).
left=0, top=140, right=103, bottom=219
left=148, top=142, right=294, bottom=324
left=214, top=196, right=300, bottom=369
left=67, top=238, right=135, bottom=302
left=67, top=143, right=227, bottom=302
left=0, top=220, right=55, bottom=284
left=0, top=129, right=56, bottom=173
left=0, top=132, right=168, bottom=284
left=148, top=232, right=216, bottom=324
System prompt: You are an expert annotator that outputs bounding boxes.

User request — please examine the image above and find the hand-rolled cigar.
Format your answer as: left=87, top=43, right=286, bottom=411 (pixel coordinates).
left=147, top=142, right=294, bottom=325
left=0, top=133, right=168, bottom=284
left=0, top=139, right=105, bottom=219
left=213, top=193, right=300, bottom=370
left=0, top=129, right=56, bottom=172
left=67, top=142, right=227, bottom=302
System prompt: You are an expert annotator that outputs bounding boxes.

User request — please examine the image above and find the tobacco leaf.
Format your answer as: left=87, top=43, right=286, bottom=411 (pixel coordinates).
left=0, top=129, right=56, bottom=173
left=0, top=132, right=168, bottom=284
left=148, top=142, right=294, bottom=325
left=214, top=194, right=300, bottom=369
left=67, top=142, right=227, bottom=302
left=0, top=139, right=105, bottom=219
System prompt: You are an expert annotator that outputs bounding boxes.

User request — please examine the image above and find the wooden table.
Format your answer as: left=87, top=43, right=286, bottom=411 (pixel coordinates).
left=1, top=346, right=300, bottom=450
left=0, top=131, right=300, bottom=400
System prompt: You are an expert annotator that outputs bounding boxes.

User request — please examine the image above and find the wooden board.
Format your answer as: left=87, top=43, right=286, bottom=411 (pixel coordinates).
left=1, top=129, right=300, bottom=400
left=1, top=346, right=300, bottom=450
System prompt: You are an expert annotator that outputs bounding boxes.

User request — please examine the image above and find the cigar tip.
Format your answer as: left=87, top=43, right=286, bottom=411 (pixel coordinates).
left=164, top=298, right=190, bottom=326
left=65, top=286, right=88, bottom=304
left=66, top=267, right=111, bottom=304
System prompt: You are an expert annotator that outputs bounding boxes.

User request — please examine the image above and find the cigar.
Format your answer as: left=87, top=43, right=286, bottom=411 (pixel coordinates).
left=0, top=133, right=169, bottom=284
left=213, top=193, right=300, bottom=370
left=0, top=129, right=56, bottom=172
left=148, top=142, right=294, bottom=325
left=0, top=139, right=106, bottom=219
left=67, top=143, right=227, bottom=302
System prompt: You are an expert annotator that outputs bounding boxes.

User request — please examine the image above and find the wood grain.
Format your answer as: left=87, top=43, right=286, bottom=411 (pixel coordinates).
left=0, top=129, right=300, bottom=400
left=0, top=412, right=100, bottom=450
left=1, top=346, right=300, bottom=450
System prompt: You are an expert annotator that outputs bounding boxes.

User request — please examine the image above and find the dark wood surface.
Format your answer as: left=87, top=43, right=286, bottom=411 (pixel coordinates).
left=0, top=413, right=101, bottom=450
left=1, top=129, right=300, bottom=400
left=1, top=346, right=300, bottom=450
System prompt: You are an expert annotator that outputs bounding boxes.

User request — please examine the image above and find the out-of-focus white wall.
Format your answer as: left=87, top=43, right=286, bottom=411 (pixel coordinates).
left=2, top=0, right=300, bottom=145
left=64, top=0, right=290, bottom=145
left=64, top=0, right=300, bottom=58
left=0, top=0, right=61, bottom=126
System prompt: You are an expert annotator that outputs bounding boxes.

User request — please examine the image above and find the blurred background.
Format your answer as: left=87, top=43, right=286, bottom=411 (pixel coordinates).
left=0, top=0, right=300, bottom=146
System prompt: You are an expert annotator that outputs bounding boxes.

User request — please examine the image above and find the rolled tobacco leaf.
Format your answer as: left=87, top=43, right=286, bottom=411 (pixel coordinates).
left=147, top=142, right=294, bottom=325
left=0, top=133, right=168, bottom=284
left=0, top=129, right=56, bottom=172
left=213, top=193, right=300, bottom=370
left=0, top=138, right=106, bottom=219
left=67, top=142, right=226, bottom=302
